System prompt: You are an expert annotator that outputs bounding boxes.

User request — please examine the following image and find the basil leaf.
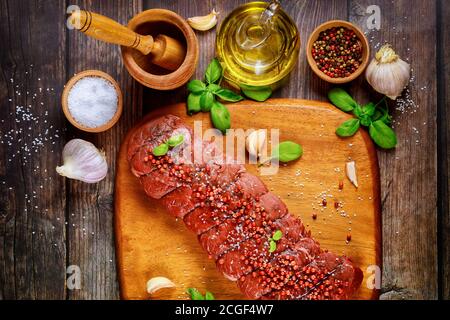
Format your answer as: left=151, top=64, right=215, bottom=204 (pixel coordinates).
left=167, top=134, right=184, bottom=147
left=328, top=88, right=359, bottom=112
left=207, top=83, right=221, bottom=93
left=205, top=58, right=222, bottom=84
left=371, top=107, right=392, bottom=125
left=272, top=141, right=303, bottom=163
left=374, top=100, right=392, bottom=125
left=186, top=288, right=205, bottom=300
left=336, top=119, right=360, bottom=137
left=187, top=80, right=206, bottom=93
left=272, top=230, right=283, bottom=241
left=240, top=84, right=272, bottom=102
left=352, top=104, right=363, bottom=118
left=362, top=102, right=376, bottom=116
left=360, top=114, right=372, bottom=127
left=200, top=91, right=214, bottom=112
left=371, top=109, right=383, bottom=121
left=205, top=291, right=215, bottom=300
left=210, top=101, right=231, bottom=134
left=269, top=240, right=277, bottom=253
left=215, top=88, right=244, bottom=102
left=369, top=120, right=397, bottom=149
left=152, top=143, right=169, bottom=156
left=187, top=93, right=201, bottom=115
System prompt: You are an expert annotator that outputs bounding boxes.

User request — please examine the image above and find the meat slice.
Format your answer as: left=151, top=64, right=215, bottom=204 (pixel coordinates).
left=139, top=163, right=192, bottom=199
left=216, top=214, right=308, bottom=281
left=160, top=163, right=245, bottom=218
left=198, top=174, right=269, bottom=258
left=131, top=126, right=193, bottom=177
left=298, top=254, right=363, bottom=300
left=238, top=249, right=313, bottom=299
left=207, top=162, right=246, bottom=188
left=184, top=171, right=266, bottom=236
left=160, top=185, right=196, bottom=218
left=127, top=115, right=183, bottom=161
left=261, top=252, right=362, bottom=300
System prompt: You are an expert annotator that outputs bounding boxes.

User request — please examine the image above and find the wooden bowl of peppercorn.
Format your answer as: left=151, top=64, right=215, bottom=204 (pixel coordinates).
left=307, top=20, right=370, bottom=84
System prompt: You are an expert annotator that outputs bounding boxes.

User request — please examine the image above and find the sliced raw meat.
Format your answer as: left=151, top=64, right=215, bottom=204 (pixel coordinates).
left=216, top=214, right=308, bottom=281
left=131, top=126, right=193, bottom=177
left=238, top=250, right=310, bottom=299
left=160, top=186, right=197, bottom=218
left=127, top=115, right=183, bottom=161
left=184, top=170, right=264, bottom=236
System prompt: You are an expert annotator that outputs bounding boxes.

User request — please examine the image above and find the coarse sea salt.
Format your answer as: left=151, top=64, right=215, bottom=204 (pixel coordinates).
left=67, top=76, right=118, bottom=128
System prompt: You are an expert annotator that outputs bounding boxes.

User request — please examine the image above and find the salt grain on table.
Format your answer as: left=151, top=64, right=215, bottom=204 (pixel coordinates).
left=67, top=76, right=118, bottom=128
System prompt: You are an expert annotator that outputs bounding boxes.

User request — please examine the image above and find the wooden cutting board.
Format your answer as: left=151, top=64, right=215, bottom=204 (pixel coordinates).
left=115, top=99, right=381, bottom=300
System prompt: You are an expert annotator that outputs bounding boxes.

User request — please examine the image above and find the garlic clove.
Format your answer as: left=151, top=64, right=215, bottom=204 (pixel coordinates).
left=56, top=139, right=107, bottom=183
left=187, top=9, right=219, bottom=31
left=146, top=277, right=176, bottom=295
left=365, top=44, right=410, bottom=100
left=346, top=161, right=358, bottom=188
left=246, top=129, right=267, bottom=160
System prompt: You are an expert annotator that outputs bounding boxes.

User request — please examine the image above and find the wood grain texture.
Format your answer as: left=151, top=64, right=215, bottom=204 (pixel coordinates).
left=349, top=0, right=438, bottom=299
left=115, top=99, right=381, bottom=300
left=0, top=0, right=445, bottom=300
left=0, top=0, right=67, bottom=299
left=437, top=0, right=450, bottom=300
left=65, top=0, right=142, bottom=300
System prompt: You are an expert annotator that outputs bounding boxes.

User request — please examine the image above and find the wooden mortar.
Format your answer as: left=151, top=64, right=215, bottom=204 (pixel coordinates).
left=121, top=9, right=199, bottom=90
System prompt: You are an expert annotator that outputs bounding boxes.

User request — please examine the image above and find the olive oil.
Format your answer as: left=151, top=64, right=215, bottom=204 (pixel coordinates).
left=216, top=2, right=300, bottom=90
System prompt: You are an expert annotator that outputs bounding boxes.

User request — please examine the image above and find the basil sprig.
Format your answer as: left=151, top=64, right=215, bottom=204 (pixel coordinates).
left=328, top=88, right=397, bottom=149
left=268, top=230, right=283, bottom=253
left=187, top=58, right=244, bottom=134
left=187, top=58, right=243, bottom=112
left=186, top=288, right=215, bottom=300
left=152, top=134, right=185, bottom=156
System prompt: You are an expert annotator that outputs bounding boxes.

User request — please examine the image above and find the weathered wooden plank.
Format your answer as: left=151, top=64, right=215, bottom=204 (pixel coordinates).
left=0, top=0, right=67, bottom=299
left=65, top=0, right=143, bottom=299
left=349, top=0, right=438, bottom=299
left=278, top=0, right=347, bottom=100
left=437, top=0, right=450, bottom=300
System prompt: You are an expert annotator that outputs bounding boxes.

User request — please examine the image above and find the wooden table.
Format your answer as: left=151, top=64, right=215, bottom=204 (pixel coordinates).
left=0, top=0, right=447, bottom=300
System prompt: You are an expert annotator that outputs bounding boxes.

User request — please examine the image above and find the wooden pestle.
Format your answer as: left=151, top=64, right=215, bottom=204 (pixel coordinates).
left=69, top=10, right=186, bottom=71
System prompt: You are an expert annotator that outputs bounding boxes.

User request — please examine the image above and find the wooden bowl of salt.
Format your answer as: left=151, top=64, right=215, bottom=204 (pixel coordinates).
left=61, top=70, right=123, bottom=133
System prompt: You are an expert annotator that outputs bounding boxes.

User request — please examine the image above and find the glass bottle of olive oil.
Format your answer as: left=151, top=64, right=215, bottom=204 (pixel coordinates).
left=216, top=1, right=300, bottom=90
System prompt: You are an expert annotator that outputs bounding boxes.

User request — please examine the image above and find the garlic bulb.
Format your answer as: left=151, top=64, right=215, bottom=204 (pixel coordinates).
left=365, top=44, right=411, bottom=100
left=187, top=9, right=219, bottom=31
left=246, top=129, right=267, bottom=160
left=147, top=277, right=176, bottom=295
left=56, top=139, right=107, bottom=183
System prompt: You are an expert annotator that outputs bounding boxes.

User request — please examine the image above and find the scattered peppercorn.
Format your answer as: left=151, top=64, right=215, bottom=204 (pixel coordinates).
left=322, top=199, right=327, bottom=207
left=311, top=26, right=363, bottom=78
left=312, top=212, right=317, bottom=220
left=334, top=201, right=340, bottom=209
left=346, top=233, right=352, bottom=242
left=338, top=180, right=344, bottom=190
